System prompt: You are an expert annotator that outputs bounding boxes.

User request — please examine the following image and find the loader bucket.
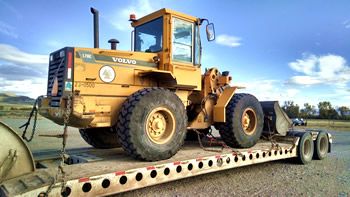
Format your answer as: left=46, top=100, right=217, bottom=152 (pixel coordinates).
left=260, top=101, right=292, bottom=136
left=0, top=122, right=35, bottom=183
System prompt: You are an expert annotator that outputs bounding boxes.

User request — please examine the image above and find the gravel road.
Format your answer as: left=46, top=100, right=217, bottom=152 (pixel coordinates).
left=116, top=131, right=350, bottom=197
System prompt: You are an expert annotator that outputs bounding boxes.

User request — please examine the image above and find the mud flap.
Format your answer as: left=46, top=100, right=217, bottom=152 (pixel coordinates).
left=260, top=101, right=292, bottom=136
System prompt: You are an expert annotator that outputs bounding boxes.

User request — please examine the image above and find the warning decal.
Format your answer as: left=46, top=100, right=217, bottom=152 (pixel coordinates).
left=99, top=65, right=115, bottom=83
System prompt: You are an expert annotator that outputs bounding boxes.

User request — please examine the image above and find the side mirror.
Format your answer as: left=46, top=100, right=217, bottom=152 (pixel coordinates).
left=206, top=23, right=215, bottom=41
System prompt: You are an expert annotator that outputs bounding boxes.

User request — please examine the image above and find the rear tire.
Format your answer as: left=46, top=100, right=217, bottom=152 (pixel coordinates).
left=116, top=88, right=187, bottom=161
left=79, top=127, right=121, bottom=149
left=297, top=132, right=314, bottom=164
left=216, top=93, right=264, bottom=148
left=313, top=131, right=329, bottom=160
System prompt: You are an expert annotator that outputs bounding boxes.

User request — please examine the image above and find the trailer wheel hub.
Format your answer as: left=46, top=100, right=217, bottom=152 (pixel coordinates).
left=146, top=107, right=175, bottom=144
left=241, top=108, right=257, bottom=135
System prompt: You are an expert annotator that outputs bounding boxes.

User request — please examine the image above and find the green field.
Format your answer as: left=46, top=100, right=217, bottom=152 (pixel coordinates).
left=0, top=103, right=33, bottom=117
left=302, top=119, right=350, bottom=131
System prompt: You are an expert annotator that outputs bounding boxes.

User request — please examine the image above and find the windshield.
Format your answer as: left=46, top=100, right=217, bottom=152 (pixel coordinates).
left=134, top=17, right=163, bottom=53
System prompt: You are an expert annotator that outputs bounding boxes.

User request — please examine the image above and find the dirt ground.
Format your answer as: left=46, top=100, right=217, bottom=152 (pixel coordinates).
left=1, top=118, right=350, bottom=196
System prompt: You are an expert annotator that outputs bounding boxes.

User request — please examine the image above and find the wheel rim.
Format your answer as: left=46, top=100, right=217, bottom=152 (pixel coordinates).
left=241, top=108, right=257, bottom=135
left=146, top=107, right=176, bottom=144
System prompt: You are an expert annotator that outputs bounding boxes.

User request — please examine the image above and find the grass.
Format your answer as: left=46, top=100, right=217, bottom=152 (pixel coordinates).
left=0, top=103, right=33, bottom=118
left=301, top=119, right=350, bottom=132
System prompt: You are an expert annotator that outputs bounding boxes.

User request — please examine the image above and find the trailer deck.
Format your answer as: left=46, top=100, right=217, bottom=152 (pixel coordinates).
left=1, top=136, right=300, bottom=197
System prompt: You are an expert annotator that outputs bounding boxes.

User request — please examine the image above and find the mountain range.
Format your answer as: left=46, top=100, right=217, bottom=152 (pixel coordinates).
left=0, top=93, right=35, bottom=105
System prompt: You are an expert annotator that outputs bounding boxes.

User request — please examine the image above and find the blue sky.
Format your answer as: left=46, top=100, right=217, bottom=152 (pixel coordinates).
left=0, top=0, right=349, bottom=108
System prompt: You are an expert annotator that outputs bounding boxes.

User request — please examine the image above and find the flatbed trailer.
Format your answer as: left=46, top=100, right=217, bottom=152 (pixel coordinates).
left=0, top=131, right=332, bottom=197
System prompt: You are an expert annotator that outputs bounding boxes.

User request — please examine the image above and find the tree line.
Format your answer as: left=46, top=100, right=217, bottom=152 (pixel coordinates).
left=282, top=101, right=350, bottom=120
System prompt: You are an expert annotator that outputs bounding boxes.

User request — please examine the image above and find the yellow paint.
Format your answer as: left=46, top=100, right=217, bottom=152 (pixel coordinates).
left=214, top=87, right=237, bottom=122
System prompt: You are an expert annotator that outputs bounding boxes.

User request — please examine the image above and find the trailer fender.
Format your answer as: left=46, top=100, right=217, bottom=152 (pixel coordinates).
left=0, top=122, right=35, bottom=183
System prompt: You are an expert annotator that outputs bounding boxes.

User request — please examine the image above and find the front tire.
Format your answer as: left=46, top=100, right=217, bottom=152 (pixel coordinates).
left=216, top=93, right=264, bottom=148
left=116, top=88, right=187, bottom=161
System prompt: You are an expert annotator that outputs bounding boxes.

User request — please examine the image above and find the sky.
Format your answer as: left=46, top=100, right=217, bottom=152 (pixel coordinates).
left=0, top=0, right=349, bottom=108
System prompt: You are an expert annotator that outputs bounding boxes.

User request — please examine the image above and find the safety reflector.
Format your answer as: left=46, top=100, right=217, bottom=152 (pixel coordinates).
left=67, top=52, right=73, bottom=79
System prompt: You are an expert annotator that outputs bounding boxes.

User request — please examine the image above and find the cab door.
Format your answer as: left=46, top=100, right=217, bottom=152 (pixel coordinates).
left=170, top=16, right=201, bottom=90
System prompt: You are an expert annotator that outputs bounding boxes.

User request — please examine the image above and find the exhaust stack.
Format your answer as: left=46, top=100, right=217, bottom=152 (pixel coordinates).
left=90, top=7, right=99, bottom=48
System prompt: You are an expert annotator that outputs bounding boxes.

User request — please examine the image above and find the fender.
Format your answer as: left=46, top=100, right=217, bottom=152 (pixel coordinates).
left=213, top=86, right=237, bottom=122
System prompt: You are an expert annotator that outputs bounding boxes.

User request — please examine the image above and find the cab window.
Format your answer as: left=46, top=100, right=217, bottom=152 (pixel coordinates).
left=172, top=18, right=193, bottom=63
left=134, top=17, right=163, bottom=53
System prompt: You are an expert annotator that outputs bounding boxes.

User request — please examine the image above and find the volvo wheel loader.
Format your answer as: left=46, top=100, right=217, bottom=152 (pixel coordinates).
left=34, top=8, right=291, bottom=161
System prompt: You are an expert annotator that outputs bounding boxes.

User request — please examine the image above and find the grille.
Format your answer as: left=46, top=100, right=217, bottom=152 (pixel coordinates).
left=47, top=50, right=66, bottom=107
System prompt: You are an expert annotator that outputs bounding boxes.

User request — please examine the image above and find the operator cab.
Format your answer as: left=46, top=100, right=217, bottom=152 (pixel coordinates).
left=130, top=9, right=215, bottom=90
left=131, top=8, right=215, bottom=67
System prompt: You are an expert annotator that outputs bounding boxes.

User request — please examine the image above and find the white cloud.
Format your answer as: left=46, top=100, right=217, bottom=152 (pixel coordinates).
left=109, top=0, right=155, bottom=31
left=288, top=54, right=317, bottom=75
left=0, top=44, right=48, bottom=98
left=288, top=76, right=322, bottom=85
left=343, top=20, right=350, bottom=29
left=235, top=79, right=299, bottom=104
left=0, top=77, right=46, bottom=98
left=215, top=34, right=241, bottom=47
left=0, top=21, right=18, bottom=38
left=286, top=88, right=300, bottom=97
left=287, top=53, right=350, bottom=86
left=0, top=44, right=48, bottom=66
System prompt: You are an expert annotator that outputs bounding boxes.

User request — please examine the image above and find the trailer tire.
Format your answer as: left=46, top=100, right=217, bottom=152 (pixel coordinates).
left=296, top=132, right=314, bottom=164
left=216, top=93, right=264, bottom=148
left=79, top=127, right=121, bottom=149
left=313, top=131, right=329, bottom=160
left=116, top=88, right=187, bottom=161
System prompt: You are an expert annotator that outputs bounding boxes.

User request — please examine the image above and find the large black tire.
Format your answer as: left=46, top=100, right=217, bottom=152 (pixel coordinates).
left=313, top=131, right=329, bottom=160
left=79, top=127, right=121, bottom=149
left=297, top=132, right=314, bottom=164
left=216, top=93, right=264, bottom=148
left=115, top=88, right=187, bottom=161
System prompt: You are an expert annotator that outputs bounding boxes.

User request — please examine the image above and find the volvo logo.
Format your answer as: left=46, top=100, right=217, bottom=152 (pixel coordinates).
left=112, top=57, right=137, bottom=65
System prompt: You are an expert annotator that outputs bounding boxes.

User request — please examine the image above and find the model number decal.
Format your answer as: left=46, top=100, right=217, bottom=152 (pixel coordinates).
left=75, top=82, right=95, bottom=88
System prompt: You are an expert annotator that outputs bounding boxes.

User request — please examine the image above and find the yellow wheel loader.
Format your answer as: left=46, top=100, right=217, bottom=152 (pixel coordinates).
left=32, top=8, right=291, bottom=161
left=2, top=9, right=334, bottom=196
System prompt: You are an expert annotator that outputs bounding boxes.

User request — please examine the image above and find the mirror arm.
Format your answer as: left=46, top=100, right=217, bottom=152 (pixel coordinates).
left=199, top=18, right=209, bottom=25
